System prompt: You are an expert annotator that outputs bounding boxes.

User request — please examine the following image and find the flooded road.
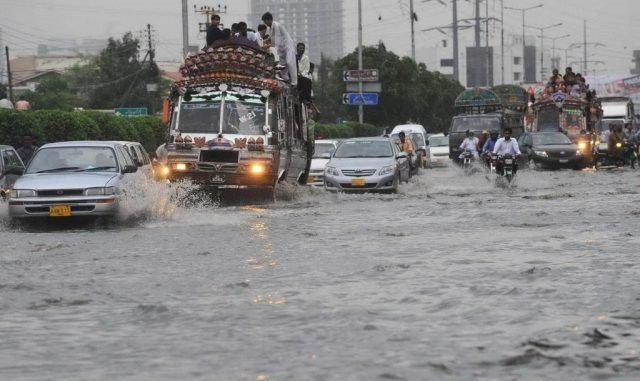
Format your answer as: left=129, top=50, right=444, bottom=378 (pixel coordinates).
left=1, top=166, right=640, bottom=380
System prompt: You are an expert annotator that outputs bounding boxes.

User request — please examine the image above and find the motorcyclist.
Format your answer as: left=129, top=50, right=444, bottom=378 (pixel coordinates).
left=477, top=130, right=489, bottom=155
left=493, top=127, right=521, bottom=175
left=482, top=130, right=500, bottom=166
left=397, top=131, right=416, bottom=169
left=459, top=130, right=479, bottom=161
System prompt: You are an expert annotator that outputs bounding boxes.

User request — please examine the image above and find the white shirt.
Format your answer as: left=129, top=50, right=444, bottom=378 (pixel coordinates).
left=493, top=137, right=521, bottom=156
left=459, top=137, right=478, bottom=151
left=246, top=31, right=263, bottom=47
left=298, top=54, right=311, bottom=79
left=269, top=21, right=298, bottom=85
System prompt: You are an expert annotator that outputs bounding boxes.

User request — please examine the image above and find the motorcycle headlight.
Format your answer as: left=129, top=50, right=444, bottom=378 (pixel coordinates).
left=10, top=189, right=36, bottom=198
left=616, top=142, right=622, bottom=148
left=534, top=150, right=548, bottom=158
left=577, top=142, right=587, bottom=151
left=378, top=165, right=396, bottom=176
left=84, top=187, right=118, bottom=196
left=325, top=166, right=340, bottom=176
left=576, top=149, right=582, bottom=156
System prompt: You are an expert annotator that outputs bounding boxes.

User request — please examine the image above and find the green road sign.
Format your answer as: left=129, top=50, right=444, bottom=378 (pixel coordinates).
left=114, top=107, right=148, bottom=117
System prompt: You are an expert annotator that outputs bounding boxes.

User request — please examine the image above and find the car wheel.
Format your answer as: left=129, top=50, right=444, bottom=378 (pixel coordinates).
left=392, top=172, right=400, bottom=193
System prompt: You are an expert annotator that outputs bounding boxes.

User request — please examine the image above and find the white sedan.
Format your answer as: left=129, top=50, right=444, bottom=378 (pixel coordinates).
left=427, top=134, right=450, bottom=167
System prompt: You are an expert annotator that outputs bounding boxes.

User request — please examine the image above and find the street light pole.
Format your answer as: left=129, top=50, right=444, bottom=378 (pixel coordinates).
left=525, top=23, right=562, bottom=82
left=358, top=0, right=363, bottom=124
left=505, top=4, right=542, bottom=83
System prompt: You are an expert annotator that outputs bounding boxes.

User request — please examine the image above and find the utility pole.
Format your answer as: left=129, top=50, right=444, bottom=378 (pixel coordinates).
left=525, top=23, right=561, bottom=82
left=410, top=0, right=416, bottom=61
left=583, top=20, right=587, bottom=74
left=358, top=0, right=363, bottom=124
left=500, top=0, right=504, bottom=84
left=452, top=0, right=459, bottom=82
left=182, top=0, right=189, bottom=57
left=5, top=46, right=13, bottom=103
left=194, top=4, right=227, bottom=33
left=505, top=4, right=543, bottom=83
left=485, top=0, right=489, bottom=86
left=474, top=0, right=481, bottom=47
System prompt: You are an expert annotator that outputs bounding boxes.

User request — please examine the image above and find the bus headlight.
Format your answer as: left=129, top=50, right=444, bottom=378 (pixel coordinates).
left=250, top=163, right=266, bottom=175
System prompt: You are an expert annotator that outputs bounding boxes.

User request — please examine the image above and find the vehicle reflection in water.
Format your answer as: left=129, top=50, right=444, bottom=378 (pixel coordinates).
left=244, top=205, right=286, bottom=306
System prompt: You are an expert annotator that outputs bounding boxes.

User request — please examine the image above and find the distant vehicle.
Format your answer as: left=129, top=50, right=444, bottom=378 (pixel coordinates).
left=517, top=132, right=588, bottom=169
left=112, top=141, right=152, bottom=177
left=307, top=139, right=339, bottom=187
left=391, top=124, right=429, bottom=167
left=8, top=141, right=138, bottom=219
left=426, top=134, right=449, bottom=167
left=449, top=88, right=503, bottom=162
left=324, top=137, right=410, bottom=193
left=0, top=145, right=25, bottom=199
left=600, top=96, right=635, bottom=129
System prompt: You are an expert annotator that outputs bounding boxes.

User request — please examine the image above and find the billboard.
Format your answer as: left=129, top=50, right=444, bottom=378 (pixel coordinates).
left=466, top=47, right=494, bottom=88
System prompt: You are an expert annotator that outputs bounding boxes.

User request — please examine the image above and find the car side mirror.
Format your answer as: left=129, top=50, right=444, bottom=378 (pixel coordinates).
left=425, top=140, right=430, bottom=146
left=396, top=152, right=408, bottom=159
left=321, top=153, right=331, bottom=159
left=135, top=159, right=144, bottom=167
left=123, top=165, right=138, bottom=174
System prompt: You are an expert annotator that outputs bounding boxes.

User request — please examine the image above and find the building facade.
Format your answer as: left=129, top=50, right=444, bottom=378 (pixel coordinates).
left=250, top=0, right=343, bottom=64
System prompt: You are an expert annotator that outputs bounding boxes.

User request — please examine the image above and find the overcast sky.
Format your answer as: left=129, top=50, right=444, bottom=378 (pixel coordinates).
left=1, top=0, right=639, bottom=76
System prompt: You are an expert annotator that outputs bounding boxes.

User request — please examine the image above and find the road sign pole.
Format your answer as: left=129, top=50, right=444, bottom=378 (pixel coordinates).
left=358, top=0, right=363, bottom=124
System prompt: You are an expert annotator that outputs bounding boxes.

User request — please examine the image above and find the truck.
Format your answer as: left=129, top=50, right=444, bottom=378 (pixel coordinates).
left=449, top=87, right=503, bottom=161
left=531, top=89, right=601, bottom=165
left=155, top=40, right=314, bottom=198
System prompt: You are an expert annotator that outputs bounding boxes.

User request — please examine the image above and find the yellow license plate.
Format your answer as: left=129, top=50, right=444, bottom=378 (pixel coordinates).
left=351, top=178, right=366, bottom=187
left=49, top=205, right=71, bottom=217
left=306, top=176, right=315, bottom=184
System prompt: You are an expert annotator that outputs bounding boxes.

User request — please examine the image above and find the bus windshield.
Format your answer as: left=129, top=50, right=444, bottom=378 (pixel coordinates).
left=222, top=94, right=267, bottom=135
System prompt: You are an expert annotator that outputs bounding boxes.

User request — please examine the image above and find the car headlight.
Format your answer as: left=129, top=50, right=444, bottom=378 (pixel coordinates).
left=10, top=189, right=36, bottom=198
left=576, top=149, right=582, bottom=156
left=325, top=166, right=340, bottom=176
left=378, top=165, right=396, bottom=176
left=577, top=142, right=588, bottom=151
left=534, top=150, right=548, bottom=158
left=84, top=187, right=118, bottom=196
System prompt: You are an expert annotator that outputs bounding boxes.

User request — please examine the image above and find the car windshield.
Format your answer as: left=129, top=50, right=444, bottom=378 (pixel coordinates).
left=451, top=116, right=501, bottom=132
left=26, top=147, right=118, bottom=174
left=429, top=135, right=449, bottom=147
left=600, top=119, right=625, bottom=132
left=532, top=133, right=572, bottom=145
left=222, top=94, right=266, bottom=135
left=314, top=143, right=336, bottom=158
left=333, top=140, right=392, bottom=158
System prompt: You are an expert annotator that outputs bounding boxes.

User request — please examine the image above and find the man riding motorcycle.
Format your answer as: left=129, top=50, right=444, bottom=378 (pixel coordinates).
left=482, top=130, right=500, bottom=165
left=492, top=127, right=521, bottom=175
left=607, top=123, right=625, bottom=161
left=459, top=130, right=479, bottom=161
left=397, top=131, right=416, bottom=169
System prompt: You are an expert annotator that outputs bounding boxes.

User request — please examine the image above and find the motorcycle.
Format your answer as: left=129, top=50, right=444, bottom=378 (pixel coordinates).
left=493, top=154, right=517, bottom=184
left=595, top=140, right=637, bottom=169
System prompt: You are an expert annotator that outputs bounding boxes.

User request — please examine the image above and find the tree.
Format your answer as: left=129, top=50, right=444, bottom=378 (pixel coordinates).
left=314, top=43, right=464, bottom=132
left=22, top=76, right=85, bottom=111
left=68, top=32, right=162, bottom=112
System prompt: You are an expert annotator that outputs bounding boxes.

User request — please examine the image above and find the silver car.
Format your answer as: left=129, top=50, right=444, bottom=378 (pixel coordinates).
left=8, top=141, right=138, bottom=219
left=307, top=139, right=339, bottom=187
left=324, top=137, right=410, bottom=193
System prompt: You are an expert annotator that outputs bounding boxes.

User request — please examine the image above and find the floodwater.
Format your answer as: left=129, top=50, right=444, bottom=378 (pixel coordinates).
left=1, top=166, right=640, bottom=380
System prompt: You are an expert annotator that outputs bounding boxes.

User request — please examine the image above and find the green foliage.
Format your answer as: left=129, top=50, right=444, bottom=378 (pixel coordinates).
left=315, top=122, right=381, bottom=139
left=23, top=76, right=85, bottom=111
left=0, top=110, right=166, bottom=152
left=313, top=43, right=464, bottom=133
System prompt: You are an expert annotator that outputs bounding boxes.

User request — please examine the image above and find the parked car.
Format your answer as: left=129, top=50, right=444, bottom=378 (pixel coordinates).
left=307, top=139, right=339, bottom=187
left=0, top=145, right=25, bottom=199
left=518, top=132, right=589, bottom=169
left=426, top=134, right=449, bottom=167
left=324, top=137, right=410, bottom=193
left=8, top=141, right=138, bottom=219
